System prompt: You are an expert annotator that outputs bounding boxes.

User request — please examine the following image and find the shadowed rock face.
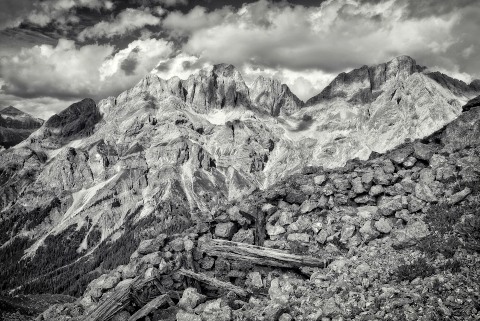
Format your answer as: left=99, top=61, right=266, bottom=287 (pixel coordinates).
left=44, top=98, right=101, bottom=139
left=0, top=56, right=479, bottom=299
left=0, top=106, right=44, bottom=148
left=250, top=76, right=304, bottom=116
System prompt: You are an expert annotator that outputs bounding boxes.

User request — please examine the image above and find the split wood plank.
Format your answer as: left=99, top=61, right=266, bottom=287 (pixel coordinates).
left=178, top=268, right=250, bottom=297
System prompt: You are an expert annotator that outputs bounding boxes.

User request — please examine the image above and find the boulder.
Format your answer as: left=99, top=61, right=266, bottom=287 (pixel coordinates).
left=170, top=238, right=185, bottom=252
left=413, top=142, right=436, bottom=161
left=378, top=196, right=403, bottom=216
left=177, top=310, right=202, bottom=321
left=215, top=222, right=237, bottom=239
left=300, top=200, right=318, bottom=214
left=374, top=218, right=393, bottom=233
left=269, top=278, right=294, bottom=305
left=340, top=224, right=356, bottom=242
left=201, top=299, right=232, bottom=321
left=369, top=185, right=385, bottom=196
left=415, top=182, right=438, bottom=203
left=351, top=177, right=366, bottom=194
left=359, top=220, right=380, bottom=242
left=246, top=271, right=264, bottom=289
left=357, top=206, right=378, bottom=220
left=333, top=177, right=351, bottom=191
left=179, top=287, right=207, bottom=310
left=392, top=220, right=429, bottom=248
left=313, top=174, right=326, bottom=185
left=267, top=223, right=286, bottom=237
left=403, top=156, right=417, bottom=168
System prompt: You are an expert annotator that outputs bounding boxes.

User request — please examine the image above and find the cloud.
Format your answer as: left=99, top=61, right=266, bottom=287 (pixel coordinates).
left=78, top=7, right=161, bottom=41
left=162, top=0, right=480, bottom=83
left=0, top=38, right=174, bottom=103
left=154, top=0, right=188, bottom=7
left=0, top=0, right=37, bottom=30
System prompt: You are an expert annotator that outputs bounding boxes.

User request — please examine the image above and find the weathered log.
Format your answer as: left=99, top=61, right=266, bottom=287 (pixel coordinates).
left=178, top=268, right=250, bottom=297
left=128, top=294, right=173, bottom=321
left=200, top=239, right=331, bottom=269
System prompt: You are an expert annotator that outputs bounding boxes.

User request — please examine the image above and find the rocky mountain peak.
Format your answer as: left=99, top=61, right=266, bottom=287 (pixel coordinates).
left=183, top=63, right=251, bottom=113
left=1, top=106, right=25, bottom=116
left=306, top=55, right=425, bottom=106
left=250, top=75, right=304, bottom=116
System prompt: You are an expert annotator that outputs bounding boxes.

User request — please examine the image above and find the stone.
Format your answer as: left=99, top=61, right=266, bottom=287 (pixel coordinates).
left=170, top=238, right=185, bottom=252
left=392, top=220, right=429, bottom=248
left=137, top=239, right=159, bottom=255
left=315, top=229, right=328, bottom=244
left=285, top=190, right=308, bottom=204
left=413, top=142, right=436, bottom=161
left=300, top=200, right=318, bottom=214
left=333, top=177, right=351, bottom=191
left=354, top=194, right=375, bottom=204
left=263, top=303, right=286, bottom=321
left=111, top=311, right=131, bottom=321
left=246, top=271, right=263, bottom=289
left=227, top=206, right=250, bottom=225
left=448, top=187, right=471, bottom=205
left=232, top=229, right=255, bottom=244
left=261, top=203, right=278, bottom=216
left=269, top=278, right=294, bottom=305
left=374, top=218, right=393, bottom=233
left=287, top=233, right=310, bottom=243
left=184, top=239, right=195, bottom=252
left=144, top=267, right=159, bottom=279
left=177, top=310, right=202, bottom=321
left=373, top=168, right=391, bottom=185
left=201, top=299, right=232, bottom=321
left=179, top=287, right=207, bottom=310
left=141, top=252, right=163, bottom=265
left=359, top=220, right=380, bottom=242
left=407, top=195, right=424, bottom=213
left=388, top=145, right=414, bottom=164
left=267, top=224, right=286, bottom=237
left=362, top=171, right=374, bottom=185
left=277, top=211, right=294, bottom=226
left=357, top=206, right=378, bottom=220
left=279, top=313, right=293, bottom=321
left=378, top=196, right=403, bottom=216
left=403, top=156, right=417, bottom=168
left=351, top=177, right=365, bottom=194
left=340, top=224, right=356, bottom=242
left=415, top=182, right=438, bottom=203
left=369, top=185, right=385, bottom=196
left=215, top=222, right=237, bottom=239
left=314, top=174, right=326, bottom=185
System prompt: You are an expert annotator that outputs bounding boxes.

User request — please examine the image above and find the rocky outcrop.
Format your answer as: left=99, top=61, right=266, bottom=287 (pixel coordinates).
left=306, top=55, right=426, bottom=105
left=250, top=76, right=304, bottom=116
left=0, top=106, right=44, bottom=148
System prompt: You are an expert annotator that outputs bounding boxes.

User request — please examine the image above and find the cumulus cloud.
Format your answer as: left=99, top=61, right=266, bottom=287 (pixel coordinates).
left=163, top=0, right=480, bottom=83
left=0, top=38, right=173, bottom=102
left=78, top=8, right=161, bottom=41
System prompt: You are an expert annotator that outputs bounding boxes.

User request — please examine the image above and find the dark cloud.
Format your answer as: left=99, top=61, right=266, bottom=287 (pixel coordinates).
left=400, top=0, right=479, bottom=19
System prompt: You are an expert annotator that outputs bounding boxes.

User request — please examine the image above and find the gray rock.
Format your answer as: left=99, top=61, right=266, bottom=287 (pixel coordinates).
left=313, top=174, right=326, bottom=185
left=177, top=310, right=202, bottom=321
left=415, top=182, right=438, bottom=202
left=378, top=196, right=403, bottom=216
left=403, top=156, right=417, bottom=168
left=448, top=187, right=471, bottom=205
left=357, top=206, right=378, bottom=220
left=170, top=238, right=185, bottom=252
left=201, top=299, right=232, bottom=321
left=300, top=199, right=318, bottom=214
left=413, top=142, right=436, bottom=161
left=246, top=271, right=263, bottom=289
left=179, top=287, right=207, bottom=310
left=392, top=220, right=430, bottom=248
left=232, top=229, right=255, bottom=244
left=351, top=177, right=366, bottom=194
left=215, top=222, right=237, bottom=239
left=359, top=220, right=380, bottom=242
left=369, top=184, right=385, bottom=196
left=374, top=218, right=393, bottom=233
left=267, top=224, right=286, bottom=237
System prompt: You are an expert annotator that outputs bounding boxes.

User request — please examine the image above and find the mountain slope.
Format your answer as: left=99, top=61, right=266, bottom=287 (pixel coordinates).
left=0, top=56, right=479, bottom=300
left=0, top=106, right=44, bottom=148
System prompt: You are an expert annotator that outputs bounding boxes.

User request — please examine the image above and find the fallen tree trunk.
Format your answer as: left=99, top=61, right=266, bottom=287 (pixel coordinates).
left=128, top=294, right=173, bottom=321
left=178, top=268, right=250, bottom=298
left=201, top=239, right=331, bottom=269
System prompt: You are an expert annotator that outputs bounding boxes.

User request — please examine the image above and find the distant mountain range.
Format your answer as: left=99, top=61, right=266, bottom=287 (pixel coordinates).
left=0, top=55, right=479, bottom=301
left=0, top=106, right=44, bottom=148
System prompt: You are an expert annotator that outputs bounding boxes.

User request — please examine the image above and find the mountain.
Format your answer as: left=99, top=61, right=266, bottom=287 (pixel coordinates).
left=0, top=56, right=479, bottom=306
left=39, top=93, right=480, bottom=321
left=0, top=106, right=44, bottom=148
left=250, top=75, right=304, bottom=116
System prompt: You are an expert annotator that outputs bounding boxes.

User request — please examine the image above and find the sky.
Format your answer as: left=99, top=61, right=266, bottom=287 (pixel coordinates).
left=0, top=0, right=479, bottom=120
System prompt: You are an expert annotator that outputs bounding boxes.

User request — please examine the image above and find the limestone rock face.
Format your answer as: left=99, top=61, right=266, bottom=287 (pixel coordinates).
left=306, top=56, right=425, bottom=105
left=0, top=106, right=44, bottom=148
left=183, top=64, right=251, bottom=113
left=250, top=76, right=304, bottom=116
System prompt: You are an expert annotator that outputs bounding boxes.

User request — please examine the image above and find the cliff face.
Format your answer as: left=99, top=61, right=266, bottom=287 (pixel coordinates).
left=0, top=106, right=44, bottom=148
left=250, top=76, right=304, bottom=116
left=0, top=56, right=479, bottom=302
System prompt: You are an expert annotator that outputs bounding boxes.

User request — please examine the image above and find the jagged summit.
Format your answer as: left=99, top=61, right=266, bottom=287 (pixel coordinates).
left=306, top=55, right=426, bottom=106
left=1, top=106, right=25, bottom=116
left=250, top=75, right=304, bottom=116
